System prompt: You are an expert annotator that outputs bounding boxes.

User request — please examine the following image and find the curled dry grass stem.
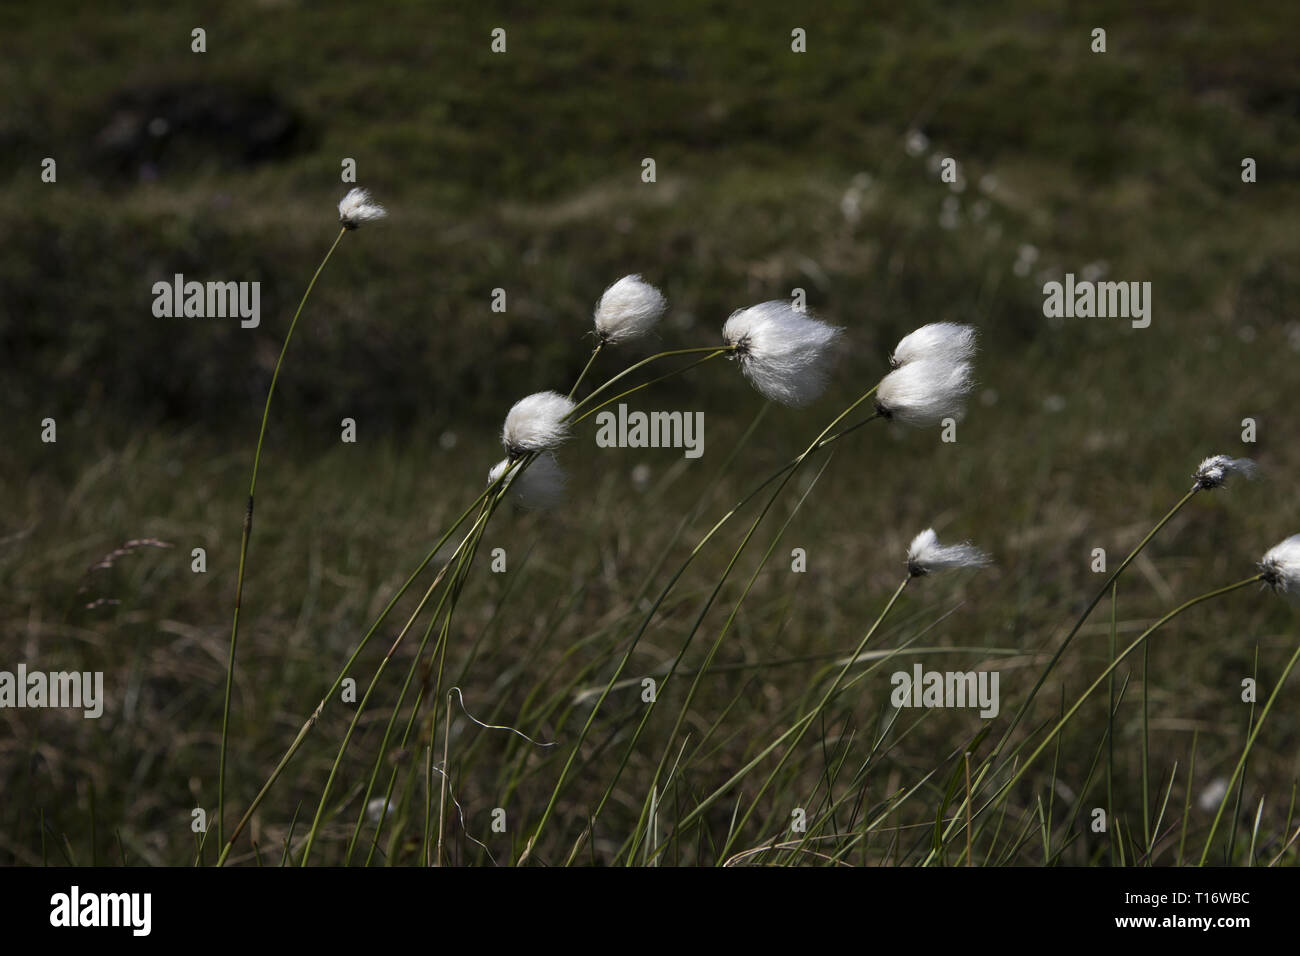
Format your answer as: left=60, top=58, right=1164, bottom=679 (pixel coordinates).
left=349, top=495, right=497, bottom=865
left=298, top=497, right=498, bottom=864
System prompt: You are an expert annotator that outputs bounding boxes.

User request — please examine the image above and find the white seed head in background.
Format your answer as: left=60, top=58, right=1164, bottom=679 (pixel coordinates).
left=1197, top=778, right=1230, bottom=813
left=1259, top=534, right=1300, bottom=596
left=488, top=454, right=568, bottom=511
left=906, top=528, right=992, bottom=577
left=366, top=797, right=393, bottom=824
left=875, top=356, right=974, bottom=427
left=722, top=300, right=844, bottom=407
left=594, top=275, right=667, bottom=344
left=337, top=187, right=387, bottom=229
left=501, top=391, right=576, bottom=458
left=890, top=323, right=978, bottom=369
left=1193, top=455, right=1258, bottom=490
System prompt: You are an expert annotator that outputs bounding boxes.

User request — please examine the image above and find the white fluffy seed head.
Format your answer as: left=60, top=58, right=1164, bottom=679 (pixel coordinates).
left=906, top=528, right=991, bottom=577
left=721, top=301, right=844, bottom=407
left=501, top=391, right=575, bottom=457
left=875, top=357, right=974, bottom=426
left=1193, top=455, right=1258, bottom=490
left=594, top=275, right=667, bottom=344
left=338, top=187, right=387, bottom=228
left=890, top=323, right=978, bottom=369
left=488, top=454, right=568, bottom=511
left=1259, top=534, right=1300, bottom=595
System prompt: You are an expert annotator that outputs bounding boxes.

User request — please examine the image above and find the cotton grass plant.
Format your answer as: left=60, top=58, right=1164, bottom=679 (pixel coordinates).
left=210, top=192, right=1297, bottom=868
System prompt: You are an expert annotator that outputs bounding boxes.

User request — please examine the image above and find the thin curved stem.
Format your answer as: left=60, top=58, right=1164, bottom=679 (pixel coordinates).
left=996, top=575, right=1262, bottom=811
left=568, top=345, right=736, bottom=417
left=992, top=487, right=1200, bottom=758
left=219, top=226, right=346, bottom=848
left=528, top=386, right=881, bottom=859
left=570, top=350, right=729, bottom=426
left=1201, top=633, right=1300, bottom=864
left=567, top=343, right=604, bottom=401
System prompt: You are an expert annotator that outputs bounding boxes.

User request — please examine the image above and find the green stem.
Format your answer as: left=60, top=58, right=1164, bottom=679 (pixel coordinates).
left=571, top=350, right=729, bottom=426
left=345, top=597, right=443, bottom=864
left=424, top=499, right=494, bottom=863
left=219, top=226, right=346, bottom=849
left=568, top=345, right=736, bottom=417
left=998, top=575, right=1262, bottom=809
left=567, top=343, right=604, bottom=401
left=1106, top=581, right=1117, bottom=862
left=1200, top=637, right=1300, bottom=864
left=993, top=487, right=1200, bottom=758
left=1141, top=631, right=1151, bottom=848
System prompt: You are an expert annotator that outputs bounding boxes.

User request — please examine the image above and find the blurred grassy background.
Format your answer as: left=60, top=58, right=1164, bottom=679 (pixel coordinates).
left=2, top=0, right=1298, bottom=864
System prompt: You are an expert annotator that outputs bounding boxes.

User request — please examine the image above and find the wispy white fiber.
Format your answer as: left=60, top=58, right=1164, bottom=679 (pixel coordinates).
left=889, top=323, right=978, bottom=369
left=337, top=187, right=387, bottom=229
left=722, top=301, right=844, bottom=407
left=1193, top=455, right=1258, bottom=490
left=906, top=528, right=991, bottom=577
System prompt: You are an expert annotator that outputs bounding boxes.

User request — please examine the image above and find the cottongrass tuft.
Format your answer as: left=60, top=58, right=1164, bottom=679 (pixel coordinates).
left=889, top=322, right=978, bottom=369
left=501, top=391, right=576, bottom=458
left=721, top=301, right=844, bottom=407
left=1193, top=455, right=1258, bottom=490
left=338, top=187, right=387, bottom=229
left=1259, top=534, right=1300, bottom=595
left=875, top=357, right=974, bottom=426
left=488, top=454, right=568, bottom=511
left=594, top=275, right=667, bottom=344
left=906, top=528, right=991, bottom=577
